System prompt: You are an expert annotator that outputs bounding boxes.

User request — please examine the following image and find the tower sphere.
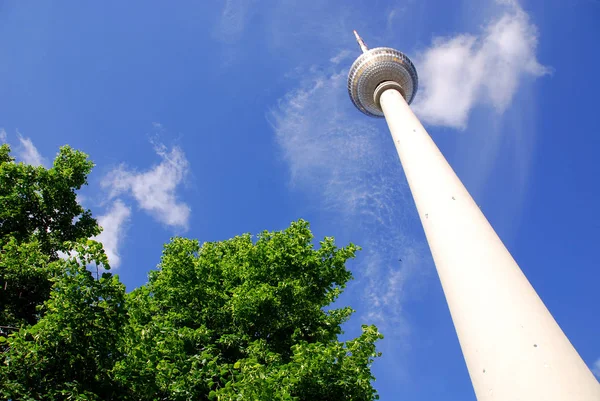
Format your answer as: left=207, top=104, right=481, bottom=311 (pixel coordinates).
left=347, top=47, right=418, bottom=118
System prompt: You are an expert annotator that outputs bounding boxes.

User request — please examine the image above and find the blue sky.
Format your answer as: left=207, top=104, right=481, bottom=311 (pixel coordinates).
left=1, top=0, right=599, bottom=399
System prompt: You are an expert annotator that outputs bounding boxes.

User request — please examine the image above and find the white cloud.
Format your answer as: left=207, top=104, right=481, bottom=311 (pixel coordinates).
left=386, top=6, right=409, bottom=33
left=56, top=200, right=130, bottom=269
left=271, top=70, right=378, bottom=212
left=76, top=193, right=87, bottom=206
left=267, top=1, right=352, bottom=54
left=412, top=2, right=548, bottom=128
left=16, top=132, right=47, bottom=167
left=330, top=50, right=353, bottom=65
left=92, top=200, right=131, bottom=268
left=592, top=358, right=600, bottom=378
left=102, top=142, right=191, bottom=230
left=0, top=129, right=6, bottom=143
left=270, top=63, right=427, bottom=335
left=214, top=0, right=257, bottom=43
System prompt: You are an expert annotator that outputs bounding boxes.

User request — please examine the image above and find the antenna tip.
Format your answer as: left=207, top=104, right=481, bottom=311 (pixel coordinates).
left=353, top=30, right=369, bottom=53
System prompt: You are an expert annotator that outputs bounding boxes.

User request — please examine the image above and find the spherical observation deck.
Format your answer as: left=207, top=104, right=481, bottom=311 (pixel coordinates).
left=347, top=47, right=418, bottom=118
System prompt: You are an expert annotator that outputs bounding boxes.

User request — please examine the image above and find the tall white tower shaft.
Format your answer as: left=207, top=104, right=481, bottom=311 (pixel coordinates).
left=378, top=86, right=600, bottom=400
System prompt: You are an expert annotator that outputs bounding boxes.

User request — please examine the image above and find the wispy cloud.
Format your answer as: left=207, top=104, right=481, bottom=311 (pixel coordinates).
left=93, top=200, right=131, bottom=268
left=329, top=50, right=353, bottom=65
left=592, top=358, right=600, bottom=379
left=386, top=5, right=409, bottom=33
left=102, top=142, right=191, bottom=230
left=16, top=132, right=47, bottom=167
left=0, top=129, right=6, bottom=143
left=267, top=1, right=352, bottom=54
left=214, top=0, right=257, bottom=43
left=412, top=1, right=548, bottom=129
left=270, top=64, right=427, bottom=336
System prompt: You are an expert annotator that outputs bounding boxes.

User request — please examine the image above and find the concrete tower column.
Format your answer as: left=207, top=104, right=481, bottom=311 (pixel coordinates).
left=347, top=31, right=600, bottom=400
left=377, top=84, right=600, bottom=400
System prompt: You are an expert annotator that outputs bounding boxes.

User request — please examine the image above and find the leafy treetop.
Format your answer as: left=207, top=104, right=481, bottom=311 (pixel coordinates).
left=0, top=144, right=384, bottom=401
left=0, top=144, right=100, bottom=327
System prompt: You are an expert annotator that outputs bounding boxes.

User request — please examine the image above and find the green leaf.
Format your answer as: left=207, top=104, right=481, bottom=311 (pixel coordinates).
left=0, top=153, right=384, bottom=401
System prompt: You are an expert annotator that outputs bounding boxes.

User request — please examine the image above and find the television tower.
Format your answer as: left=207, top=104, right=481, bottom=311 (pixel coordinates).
left=347, top=31, right=600, bottom=400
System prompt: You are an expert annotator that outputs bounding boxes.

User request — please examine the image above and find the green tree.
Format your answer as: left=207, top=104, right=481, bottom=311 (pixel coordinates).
left=0, top=144, right=100, bottom=328
left=115, top=220, right=383, bottom=400
left=0, top=144, right=126, bottom=400
left=0, top=241, right=127, bottom=400
left=0, top=143, right=383, bottom=400
left=0, top=144, right=99, bottom=257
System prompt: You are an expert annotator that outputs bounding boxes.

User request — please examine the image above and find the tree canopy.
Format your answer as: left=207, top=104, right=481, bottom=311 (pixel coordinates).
left=0, top=144, right=100, bottom=328
left=0, top=144, right=383, bottom=400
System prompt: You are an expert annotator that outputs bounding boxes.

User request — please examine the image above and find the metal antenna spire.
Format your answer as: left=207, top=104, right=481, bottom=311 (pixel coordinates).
left=353, top=30, right=369, bottom=53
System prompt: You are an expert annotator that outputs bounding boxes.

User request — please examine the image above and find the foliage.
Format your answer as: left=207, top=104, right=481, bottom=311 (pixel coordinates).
left=0, top=144, right=383, bottom=400
left=0, top=241, right=126, bottom=400
left=0, top=144, right=100, bottom=327
left=0, top=144, right=99, bottom=257
left=115, top=221, right=383, bottom=400
left=0, top=238, right=57, bottom=329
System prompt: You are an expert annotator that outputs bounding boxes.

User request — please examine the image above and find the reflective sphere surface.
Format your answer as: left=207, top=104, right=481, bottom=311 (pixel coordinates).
left=348, top=47, right=418, bottom=118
